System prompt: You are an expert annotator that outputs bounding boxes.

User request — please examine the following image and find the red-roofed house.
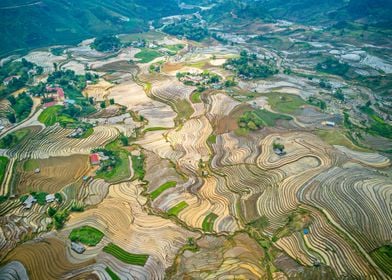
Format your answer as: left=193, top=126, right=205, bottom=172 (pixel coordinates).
left=46, top=86, right=65, bottom=101
left=57, top=88, right=64, bottom=99
left=43, top=101, right=57, bottom=108
left=90, top=153, right=100, bottom=165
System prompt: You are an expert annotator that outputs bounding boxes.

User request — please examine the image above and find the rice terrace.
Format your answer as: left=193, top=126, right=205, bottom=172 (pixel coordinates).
left=0, top=0, right=391, bottom=279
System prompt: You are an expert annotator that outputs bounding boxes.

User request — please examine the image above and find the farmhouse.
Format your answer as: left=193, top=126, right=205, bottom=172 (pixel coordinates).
left=274, top=148, right=286, bottom=156
left=45, top=194, right=55, bottom=203
left=325, top=121, right=336, bottom=127
left=23, top=195, right=37, bottom=209
left=68, top=127, right=85, bottom=138
left=90, top=153, right=101, bottom=165
left=71, top=242, right=85, bottom=254
left=46, top=86, right=65, bottom=100
left=43, top=101, right=57, bottom=108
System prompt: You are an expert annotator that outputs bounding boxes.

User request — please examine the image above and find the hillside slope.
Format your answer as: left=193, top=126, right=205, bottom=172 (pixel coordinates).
left=204, top=0, right=392, bottom=26
left=0, top=0, right=180, bottom=56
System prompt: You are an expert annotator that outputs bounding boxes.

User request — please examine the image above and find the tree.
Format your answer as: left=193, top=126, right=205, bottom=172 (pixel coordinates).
left=120, top=134, right=129, bottom=146
left=319, top=79, right=331, bottom=89
left=36, top=66, right=44, bottom=75
left=320, top=100, right=327, bottom=110
left=283, top=68, right=292, bottom=75
left=100, top=101, right=106, bottom=109
left=0, top=135, right=14, bottom=147
left=109, top=98, right=115, bottom=105
left=273, top=142, right=285, bottom=150
left=48, top=207, right=57, bottom=217
left=247, top=121, right=257, bottom=130
left=334, top=88, right=345, bottom=101
left=240, top=50, right=248, bottom=57
left=7, top=113, right=16, bottom=123
left=7, top=96, right=16, bottom=105
left=91, top=36, right=121, bottom=52
left=55, top=193, right=63, bottom=203
left=54, top=210, right=69, bottom=229
left=224, top=79, right=237, bottom=87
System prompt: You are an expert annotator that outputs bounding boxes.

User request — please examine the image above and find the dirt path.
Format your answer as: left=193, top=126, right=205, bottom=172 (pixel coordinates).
left=0, top=107, right=44, bottom=138
left=0, top=157, right=15, bottom=196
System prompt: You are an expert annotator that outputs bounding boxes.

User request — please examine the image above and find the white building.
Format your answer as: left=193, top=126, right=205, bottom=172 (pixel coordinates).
left=23, top=195, right=37, bottom=209
left=45, top=194, right=55, bottom=203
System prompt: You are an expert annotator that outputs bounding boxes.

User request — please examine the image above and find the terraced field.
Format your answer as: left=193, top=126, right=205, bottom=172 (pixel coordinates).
left=0, top=28, right=391, bottom=280
left=15, top=154, right=89, bottom=194
left=2, top=238, right=94, bottom=280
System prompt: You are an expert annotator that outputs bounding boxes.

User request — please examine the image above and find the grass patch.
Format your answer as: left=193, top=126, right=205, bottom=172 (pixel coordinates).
left=38, top=105, right=76, bottom=126
left=144, top=82, right=152, bottom=93
left=105, top=267, right=120, bottom=280
left=265, top=93, right=306, bottom=114
left=0, top=156, right=9, bottom=186
left=167, top=201, right=188, bottom=216
left=371, top=245, right=392, bottom=277
left=187, top=61, right=206, bottom=69
left=174, top=99, right=194, bottom=124
left=143, top=127, right=168, bottom=133
left=23, top=159, right=39, bottom=172
left=238, top=109, right=292, bottom=131
left=150, top=181, right=177, bottom=200
left=95, top=139, right=132, bottom=183
left=103, top=243, right=149, bottom=266
left=359, top=105, right=392, bottom=139
left=165, top=44, right=184, bottom=53
left=80, top=127, right=94, bottom=138
left=207, top=134, right=217, bottom=144
left=248, top=216, right=270, bottom=230
left=135, top=49, right=162, bottom=63
left=38, top=105, right=62, bottom=126
left=96, top=150, right=130, bottom=183
left=234, top=127, right=250, bottom=137
left=316, top=129, right=369, bottom=152
left=0, top=128, right=30, bottom=149
left=190, top=91, right=202, bottom=103
left=69, top=226, right=104, bottom=246
left=202, top=213, right=218, bottom=232
left=131, top=154, right=145, bottom=180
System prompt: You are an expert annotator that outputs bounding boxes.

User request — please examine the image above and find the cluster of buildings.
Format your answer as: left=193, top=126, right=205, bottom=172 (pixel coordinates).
left=177, top=71, right=222, bottom=89
left=42, top=85, right=77, bottom=108
left=89, top=152, right=110, bottom=166
left=3, top=75, right=20, bottom=86
left=43, top=85, right=65, bottom=108
left=22, top=193, right=57, bottom=210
